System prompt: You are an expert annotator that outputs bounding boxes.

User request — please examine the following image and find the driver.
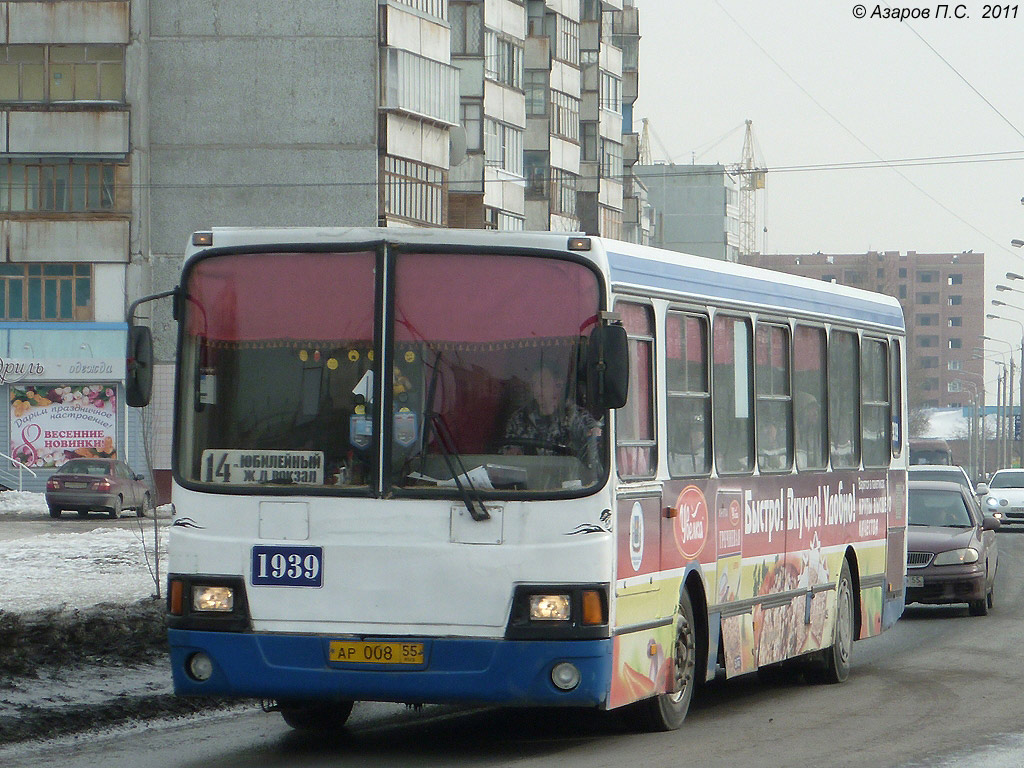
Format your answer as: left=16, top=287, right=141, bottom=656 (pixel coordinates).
left=499, top=361, right=602, bottom=477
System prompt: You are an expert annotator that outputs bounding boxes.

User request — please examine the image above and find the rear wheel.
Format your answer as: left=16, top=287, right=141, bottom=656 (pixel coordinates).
left=138, top=493, right=152, bottom=518
left=623, top=591, right=696, bottom=731
left=76, top=509, right=89, bottom=518
left=278, top=700, right=354, bottom=731
left=48, top=505, right=61, bottom=518
left=108, top=497, right=122, bottom=519
left=809, top=559, right=853, bottom=684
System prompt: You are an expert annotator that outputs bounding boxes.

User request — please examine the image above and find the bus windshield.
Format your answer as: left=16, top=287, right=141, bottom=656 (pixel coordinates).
left=175, top=249, right=606, bottom=495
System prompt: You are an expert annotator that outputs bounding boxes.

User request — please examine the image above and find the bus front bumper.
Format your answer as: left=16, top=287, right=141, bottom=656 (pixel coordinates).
left=169, top=629, right=613, bottom=708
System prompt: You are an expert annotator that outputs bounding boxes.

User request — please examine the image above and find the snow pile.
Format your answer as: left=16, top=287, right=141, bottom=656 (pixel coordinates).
left=0, top=492, right=168, bottom=613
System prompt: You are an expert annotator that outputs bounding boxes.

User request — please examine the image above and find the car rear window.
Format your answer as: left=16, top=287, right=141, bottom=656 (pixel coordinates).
left=59, top=461, right=110, bottom=476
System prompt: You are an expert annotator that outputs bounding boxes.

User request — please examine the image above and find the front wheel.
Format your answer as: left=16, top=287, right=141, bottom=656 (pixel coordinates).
left=278, top=700, right=354, bottom=731
left=810, top=559, right=853, bottom=684
left=623, top=591, right=697, bottom=731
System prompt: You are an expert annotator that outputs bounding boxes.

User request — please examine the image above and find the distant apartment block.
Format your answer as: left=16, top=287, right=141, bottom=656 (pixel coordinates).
left=741, top=250, right=986, bottom=411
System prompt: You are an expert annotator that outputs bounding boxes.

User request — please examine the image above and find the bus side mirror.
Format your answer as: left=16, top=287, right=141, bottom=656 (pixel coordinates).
left=126, top=324, right=154, bottom=407
left=587, top=323, right=628, bottom=410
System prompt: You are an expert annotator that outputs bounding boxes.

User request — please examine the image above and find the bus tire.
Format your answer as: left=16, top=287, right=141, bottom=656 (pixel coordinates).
left=624, top=590, right=696, bottom=731
left=811, top=559, right=853, bottom=684
left=279, top=700, right=354, bottom=731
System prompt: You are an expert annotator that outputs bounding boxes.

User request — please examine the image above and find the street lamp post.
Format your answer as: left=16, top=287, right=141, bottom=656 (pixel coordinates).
left=989, top=302, right=1024, bottom=467
left=958, top=380, right=980, bottom=481
left=957, top=371, right=986, bottom=481
left=983, top=336, right=1015, bottom=466
left=974, top=349, right=1009, bottom=467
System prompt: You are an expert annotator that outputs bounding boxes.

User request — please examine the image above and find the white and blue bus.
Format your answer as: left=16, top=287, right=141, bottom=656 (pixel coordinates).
left=127, top=228, right=907, bottom=731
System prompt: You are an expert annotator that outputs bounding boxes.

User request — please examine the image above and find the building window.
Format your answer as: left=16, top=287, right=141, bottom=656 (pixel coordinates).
left=916, top=293, right=937, bottom=304
left=948, top=295, right=962, bottom=306
left=450, top=3, right=484, bottom=55
left=524, top=151, right=547, bottom=198
left=599, top=71, right=621, bottom=112
left=581, top=122, right=598, bottom=161
left=550, top=168, right=577, bottom=216
left=898, top=268, right=907, bottom=278
left=948, top=359, right=962, bottom=371
left=599, top=138, right=622, bottom=178
left=948, top=380, right=962, bottom=393
left=0, top=45, right=124, bottom=102
left=555, top=17, right=580, bottom=64
left=525, top=70, right=547, bottom=116
left=0, top=263, right=91, bottom=321
left=382, top=48, right=459, bottom=125
left=920, top=356, right=938, bottom=369
left=948, top=338, right=962, bottom=349
left=381, top=155, right=445, bottom=226
left=948, top=273, right=963, bottom=285
left=393, top=0, right=446, bottom=19
left=916, top=314, right=934, bottom=326
left=948, top=316, right=962, bottom=327
left=460, top=100, right=482, bottom=152
left=898, top=285, right=907, bottom=298
left=484, top=31, right=523, bottom=89
left=0, top=158, right=128, bottom=213
left=549, top=90, right=580, bottom=141
left=916, top=270, right=938, bottom=283
left=917, top=335, right=938, bottom=348
left=483, top=119, right=524, bottom=175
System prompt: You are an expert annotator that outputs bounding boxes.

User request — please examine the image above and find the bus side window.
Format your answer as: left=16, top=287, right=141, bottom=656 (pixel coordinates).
left=861, top=338, right=890, bottom=468
left=712, top=314, right=753, bottom=473
left=794, top=325, right=827, bottom=470
left=828, top=330, right=861, bottom=469
left=755, top=322, right=793, bottom=472
left=666, top=312, right=710, bottom=476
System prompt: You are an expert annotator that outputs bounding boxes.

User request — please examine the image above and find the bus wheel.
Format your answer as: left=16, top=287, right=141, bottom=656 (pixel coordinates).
left=624, top=591, right=696, bottom=731
left=811, top=559, right=853, bottom=684
left=279, top=700, right=354, bottom=730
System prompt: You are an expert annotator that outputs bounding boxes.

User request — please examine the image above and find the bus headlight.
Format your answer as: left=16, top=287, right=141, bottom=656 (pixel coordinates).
left=933, top=548, right=979, bottom=566
left=530, top=594, right=571, bottom=621
left=193, top=585, right=235, bottom=612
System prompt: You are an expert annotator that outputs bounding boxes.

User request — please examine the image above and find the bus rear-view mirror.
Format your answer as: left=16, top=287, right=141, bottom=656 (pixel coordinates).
left=126, top=324, right=154, bottom=408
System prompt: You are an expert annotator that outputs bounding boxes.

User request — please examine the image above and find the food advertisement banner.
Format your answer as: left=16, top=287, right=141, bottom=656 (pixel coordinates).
left=10, top=384, right=117, bottom=468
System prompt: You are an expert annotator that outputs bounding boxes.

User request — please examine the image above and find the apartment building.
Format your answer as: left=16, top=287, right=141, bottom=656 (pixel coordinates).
left=741, top=250, right=986, bottom=412
left=0, top=2, right=141, bottom=491
left=15, top=0, right=644, bottom=495
left=634, top=163, right=741, bottom=262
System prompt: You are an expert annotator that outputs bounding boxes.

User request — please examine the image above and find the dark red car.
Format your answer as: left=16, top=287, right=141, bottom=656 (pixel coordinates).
left=906, top=479, right=1000, bottom=616
left=44, top=458, right=153, bottom=519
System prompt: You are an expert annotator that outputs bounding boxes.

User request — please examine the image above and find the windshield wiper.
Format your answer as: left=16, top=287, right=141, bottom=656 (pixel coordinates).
left=419, top=350, right=489, bottom=522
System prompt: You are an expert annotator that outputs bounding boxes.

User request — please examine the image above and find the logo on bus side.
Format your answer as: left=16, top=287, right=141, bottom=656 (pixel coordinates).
left=674, top=485, right=708, bottom=560
left=629, top=502, right=644, bottom=571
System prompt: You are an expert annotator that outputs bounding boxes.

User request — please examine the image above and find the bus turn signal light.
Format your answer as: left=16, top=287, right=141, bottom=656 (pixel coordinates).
left=582, top=590, right=605, bottom=625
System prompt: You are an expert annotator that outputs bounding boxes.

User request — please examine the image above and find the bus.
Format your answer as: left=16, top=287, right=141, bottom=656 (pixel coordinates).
left=126, top=227, right=908, bottom=732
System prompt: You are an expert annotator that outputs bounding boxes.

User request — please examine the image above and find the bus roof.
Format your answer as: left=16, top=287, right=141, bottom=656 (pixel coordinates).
left=187, top=227, right=905, bottom=332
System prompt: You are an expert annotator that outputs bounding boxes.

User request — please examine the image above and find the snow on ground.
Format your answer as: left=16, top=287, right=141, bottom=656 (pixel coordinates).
left=0, top=491, right=168, bottom=613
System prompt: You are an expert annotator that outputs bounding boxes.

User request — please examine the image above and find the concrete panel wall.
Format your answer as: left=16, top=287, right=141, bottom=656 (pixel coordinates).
left=10, top=220, right=129, bottom=263
left=5, top=1, right=128, bottom=44
left=93, top=262, right=127, bottom=322
left=7, top=110, right=130, bottom=154
left=146, top=0, right=380, bottom=256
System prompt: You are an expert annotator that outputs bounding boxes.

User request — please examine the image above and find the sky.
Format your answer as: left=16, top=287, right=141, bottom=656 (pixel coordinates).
left=634, top=0, right=1024, bottom=383
left=0, top=492, right=167, bottom=613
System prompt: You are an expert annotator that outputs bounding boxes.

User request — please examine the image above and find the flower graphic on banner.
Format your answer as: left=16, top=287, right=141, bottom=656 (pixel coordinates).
left=10, top=384, right=118, bottom=468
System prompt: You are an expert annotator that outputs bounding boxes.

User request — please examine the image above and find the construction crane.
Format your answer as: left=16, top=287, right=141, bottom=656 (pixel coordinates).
left=733, top=119, right=766, bottom=256
left=639, top=118, right=653, bottom=165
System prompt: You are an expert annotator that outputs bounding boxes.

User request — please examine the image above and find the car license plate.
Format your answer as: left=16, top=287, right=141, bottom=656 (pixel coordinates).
left=64, top=481, right=88, bottom=489
left=251, top=545, right=323, bottom=587
left=328, top=641, right=425, bottom=666
left=907, top=574, right=924, bottom=588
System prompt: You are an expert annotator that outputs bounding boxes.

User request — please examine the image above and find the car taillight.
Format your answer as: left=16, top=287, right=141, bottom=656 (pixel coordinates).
left=46, top=479, right=60, bottom=490
left=94, top=480, right=113, bottom=491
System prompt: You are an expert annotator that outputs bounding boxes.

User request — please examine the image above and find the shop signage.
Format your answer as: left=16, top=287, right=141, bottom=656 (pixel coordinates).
left=0, top=358, right=125, bottom=384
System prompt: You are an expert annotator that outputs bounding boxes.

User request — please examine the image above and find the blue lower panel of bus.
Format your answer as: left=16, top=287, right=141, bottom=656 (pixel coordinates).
left=169, top=629, right=613, bottom=708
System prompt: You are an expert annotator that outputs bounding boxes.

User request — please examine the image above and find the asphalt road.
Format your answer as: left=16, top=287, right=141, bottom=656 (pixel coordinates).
left=4, top=529, right=1024, bottom=768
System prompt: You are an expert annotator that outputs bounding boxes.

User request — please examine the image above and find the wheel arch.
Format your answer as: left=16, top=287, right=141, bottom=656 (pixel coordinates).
left=843, top=547, right=863, bottom=641
left=681, top=568, right=710, bottom=685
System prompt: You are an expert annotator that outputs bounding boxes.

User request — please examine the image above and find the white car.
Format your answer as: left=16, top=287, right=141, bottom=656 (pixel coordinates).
left=983, top=469, right=1024, bottom=525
